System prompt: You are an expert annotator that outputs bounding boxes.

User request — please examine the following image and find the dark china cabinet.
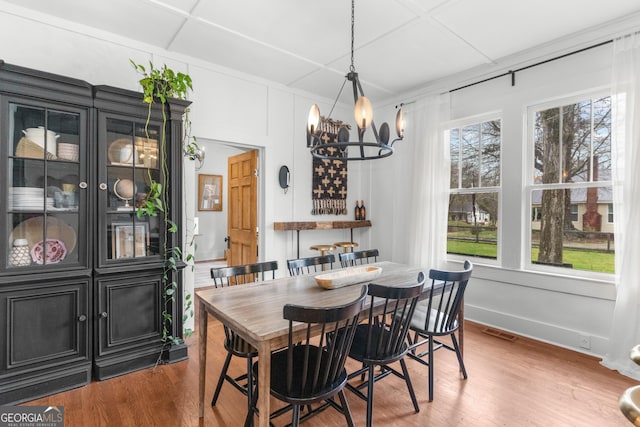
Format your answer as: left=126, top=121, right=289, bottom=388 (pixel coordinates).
left=0, top=61, right=188, bottom=404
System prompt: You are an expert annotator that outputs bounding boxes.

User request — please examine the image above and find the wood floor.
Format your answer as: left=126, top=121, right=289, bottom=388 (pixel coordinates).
left=25, top=313, right=635, bottom=427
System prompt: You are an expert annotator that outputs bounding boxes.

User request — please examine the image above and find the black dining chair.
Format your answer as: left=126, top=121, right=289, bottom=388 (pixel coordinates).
left=209, top=260, right=278, bottom=411
left=287, top=254, right=336, bottom=276
left=339, top=249, right=379, bottom=267
left=344, top=273, right=425, bottom=427
left=406, top=260, right=473, bottom=401
left=245, top=285, right=368, bottom=427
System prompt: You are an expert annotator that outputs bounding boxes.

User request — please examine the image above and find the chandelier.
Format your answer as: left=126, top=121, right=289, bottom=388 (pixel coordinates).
left=306, top=0, right=405, bottom=161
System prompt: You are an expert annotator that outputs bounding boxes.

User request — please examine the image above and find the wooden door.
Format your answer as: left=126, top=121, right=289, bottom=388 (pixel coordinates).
left=227, top=150, right=258, bottom=266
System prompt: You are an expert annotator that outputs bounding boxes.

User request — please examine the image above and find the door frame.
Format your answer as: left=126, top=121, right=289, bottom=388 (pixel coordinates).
left=194, top=139, right=265, bottom=262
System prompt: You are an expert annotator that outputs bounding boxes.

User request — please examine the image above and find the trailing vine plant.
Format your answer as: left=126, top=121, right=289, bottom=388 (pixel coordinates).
left=130, top=59, right=200, bottom=346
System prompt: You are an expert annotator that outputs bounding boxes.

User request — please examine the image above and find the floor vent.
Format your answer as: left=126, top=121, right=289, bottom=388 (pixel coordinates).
left=482, top=327, right=518, bottom=342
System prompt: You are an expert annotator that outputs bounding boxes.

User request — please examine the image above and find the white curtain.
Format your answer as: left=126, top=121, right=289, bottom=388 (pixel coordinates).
left=601, top=33, right=640, bottom=380
left=406, top=93, right=451, bottom=270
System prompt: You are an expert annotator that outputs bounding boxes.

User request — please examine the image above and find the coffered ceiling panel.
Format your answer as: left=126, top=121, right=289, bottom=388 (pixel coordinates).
left=2, top=0, right=640, bottom=101
left=432, top=0, right=640, bottom=60
left=9, top=0, right=187, bottom=48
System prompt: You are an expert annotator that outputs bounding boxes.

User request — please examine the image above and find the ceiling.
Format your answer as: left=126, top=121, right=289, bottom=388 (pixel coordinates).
left=5, top=0, right=640, bottom=101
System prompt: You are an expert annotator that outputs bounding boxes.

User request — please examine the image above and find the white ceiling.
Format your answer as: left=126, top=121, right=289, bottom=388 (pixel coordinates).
left=5, top=0, right=640, bottom=101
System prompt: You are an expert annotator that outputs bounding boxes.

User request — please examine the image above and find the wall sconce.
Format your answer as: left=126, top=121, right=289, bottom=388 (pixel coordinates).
left=185, top=142, right=205, bottom=170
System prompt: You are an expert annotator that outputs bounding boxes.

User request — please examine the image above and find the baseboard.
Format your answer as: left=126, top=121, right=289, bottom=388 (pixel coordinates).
left=465, top=304, right=607, bottom=357
left=0, top=363, right=91, bottom=405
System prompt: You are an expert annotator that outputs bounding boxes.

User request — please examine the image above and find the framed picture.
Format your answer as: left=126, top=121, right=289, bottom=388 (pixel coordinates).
left=198, top=174, right=222, bottom=211
left=112, top=222, right=149, bottom=259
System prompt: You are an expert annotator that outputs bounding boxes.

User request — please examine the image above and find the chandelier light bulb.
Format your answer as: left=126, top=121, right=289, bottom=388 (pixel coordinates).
left=354, top=96, right=372, bottom=129
left=395, top=108, right=404, bottom=138
left=308, top=104, right=320, bottom=134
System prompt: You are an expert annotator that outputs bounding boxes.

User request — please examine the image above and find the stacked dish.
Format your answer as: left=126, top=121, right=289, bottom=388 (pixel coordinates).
left=57, top=143, right=79, bottom=161
left=9, top=187, right=54, bottom=210
left=9, top=216, right=77, bottom=264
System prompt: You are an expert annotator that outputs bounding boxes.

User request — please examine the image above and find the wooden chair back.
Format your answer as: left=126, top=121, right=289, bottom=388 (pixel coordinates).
left=414, top=260, right=473, bottom=336
left=281, top=285, right=368, bottom=398
left=287, top=254, right=335, bottom=276
left=339, top=249, right=379, bottom=267
left=354, top=273, right=424, bottom=363
left=210, top=260, right=278, bottom=287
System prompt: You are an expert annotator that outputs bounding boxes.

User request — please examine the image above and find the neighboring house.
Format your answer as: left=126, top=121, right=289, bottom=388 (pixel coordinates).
left=449, top=201, right=491, bottom=225
left=531, top=187, right=614, bottom=233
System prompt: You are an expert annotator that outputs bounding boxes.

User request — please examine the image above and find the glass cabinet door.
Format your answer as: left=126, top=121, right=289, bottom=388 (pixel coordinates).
left=5, top=101, right=86, bottom=270
left=101, top=116, right=162, bottom=264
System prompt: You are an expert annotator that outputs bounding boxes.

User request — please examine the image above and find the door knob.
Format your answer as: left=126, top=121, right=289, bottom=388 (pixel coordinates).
left=77, top=314, right=87, bottom=322
left=100, top=312, right=108, bottom=318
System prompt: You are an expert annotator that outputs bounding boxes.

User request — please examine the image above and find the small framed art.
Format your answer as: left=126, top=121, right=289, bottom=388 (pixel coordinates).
left=198, top=174, right=222, bottom=211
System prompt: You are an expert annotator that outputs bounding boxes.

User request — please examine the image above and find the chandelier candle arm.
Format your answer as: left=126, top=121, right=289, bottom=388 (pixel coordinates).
left=306, top=0, right=405, bottom=161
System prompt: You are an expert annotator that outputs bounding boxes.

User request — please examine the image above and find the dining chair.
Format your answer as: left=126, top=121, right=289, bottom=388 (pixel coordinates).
left=209, top=260, right=279, bottom=410
left=406, top=260, right=473, bottom=401
left=339, top=249, right=379, bottom=267
left=344, top=273, right=425, bottom=427
left=287, top=254, right=336, bottom=276
left=245, top=285, right=369, bottom=427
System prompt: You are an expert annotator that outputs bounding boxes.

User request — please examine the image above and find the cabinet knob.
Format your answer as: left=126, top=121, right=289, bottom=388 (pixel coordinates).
left=79, top=181, right=88, bottom=189
left=99, top=183, right=107, bottom=191
left=77, top=314, right=87, bottom=322
left=100, top=311, right=108, bottom=318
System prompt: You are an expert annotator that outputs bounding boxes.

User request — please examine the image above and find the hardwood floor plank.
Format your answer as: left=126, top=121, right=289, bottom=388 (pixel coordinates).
left=24, top=317, right=635, bottom=426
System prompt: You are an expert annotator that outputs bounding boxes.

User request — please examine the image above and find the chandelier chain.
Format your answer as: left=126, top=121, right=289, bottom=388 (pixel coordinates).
left=350, top=0, right=355, bottom=72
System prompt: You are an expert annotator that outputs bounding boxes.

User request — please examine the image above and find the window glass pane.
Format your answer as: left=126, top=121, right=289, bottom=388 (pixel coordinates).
left=448, top=192, right=498, bottom=259
left=530, top=186, right=614, bottom=273
left=481, top=120, right=501, bottom=186
left=449, top=129, right=460, bottom=189
left=461, top=124, right=480, bottom=188
left=562, top=100, right=591, bottom=183
left=593, top=97, right=612, bottom=182
left=534, top=107, right=561, bottom=184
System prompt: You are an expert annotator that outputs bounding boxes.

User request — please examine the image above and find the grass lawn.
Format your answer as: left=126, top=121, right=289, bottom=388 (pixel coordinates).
left=447, top=240, right=614, bottom=273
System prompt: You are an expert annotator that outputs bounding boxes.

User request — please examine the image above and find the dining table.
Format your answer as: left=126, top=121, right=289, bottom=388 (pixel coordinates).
left=196, top=261, right=462, bottom=426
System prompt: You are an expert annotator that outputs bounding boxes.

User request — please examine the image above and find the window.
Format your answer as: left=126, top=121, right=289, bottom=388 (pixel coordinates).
left=447, top=118, right=500, bottom=260
left=569, top=204, right=578, bottom=222
left=528, top=95, right=614, bottom=274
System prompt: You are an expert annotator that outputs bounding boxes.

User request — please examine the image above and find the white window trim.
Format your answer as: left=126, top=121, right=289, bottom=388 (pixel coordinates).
left=523, top=89, right=614, bottom=281
left=446, top=111, right=503, bottom=267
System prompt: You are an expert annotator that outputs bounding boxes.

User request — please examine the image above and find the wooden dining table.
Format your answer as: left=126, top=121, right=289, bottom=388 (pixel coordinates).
left=196, top=261, right=448, bottom=426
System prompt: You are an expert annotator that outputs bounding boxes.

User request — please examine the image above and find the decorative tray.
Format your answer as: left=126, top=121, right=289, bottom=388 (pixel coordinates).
left=315, top=266, right=382, bottom=290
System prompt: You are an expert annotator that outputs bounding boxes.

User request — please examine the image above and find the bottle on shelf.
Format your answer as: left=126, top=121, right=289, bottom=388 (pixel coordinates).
left=355, top=200, right=361, bottom=220
left=360, top=200, right=366, bottom=220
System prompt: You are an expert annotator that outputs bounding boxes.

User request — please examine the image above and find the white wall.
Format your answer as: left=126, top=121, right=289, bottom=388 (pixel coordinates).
left=1, top=3, right=629, bottom=357
left=370, top=42, right=618, bottom=357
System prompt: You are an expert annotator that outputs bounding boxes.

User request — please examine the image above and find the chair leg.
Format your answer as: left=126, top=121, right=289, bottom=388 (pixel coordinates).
left=451, top=332, right=468, bottom=379
left=338, top=389, right=355, bottom=427
left=428, top=336, right=434, bottom=402
left=366, top=365, right=375, bottom=427
left=244, top=379, right=258, bottom=427
left=292, top=405, right=301, bottom=427
left=400, top=358, right=420, bottom=413
left=212, top=350, right=233, bottom=406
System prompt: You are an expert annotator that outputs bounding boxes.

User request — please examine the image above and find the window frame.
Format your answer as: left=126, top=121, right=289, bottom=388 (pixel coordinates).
left=524, top=89, right=614, bottom=280
left=445, top=111, right=503, bottom=266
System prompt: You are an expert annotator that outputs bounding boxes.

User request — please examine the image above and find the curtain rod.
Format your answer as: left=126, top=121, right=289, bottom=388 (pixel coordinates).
left=449, top=39, right=613, bottom=93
